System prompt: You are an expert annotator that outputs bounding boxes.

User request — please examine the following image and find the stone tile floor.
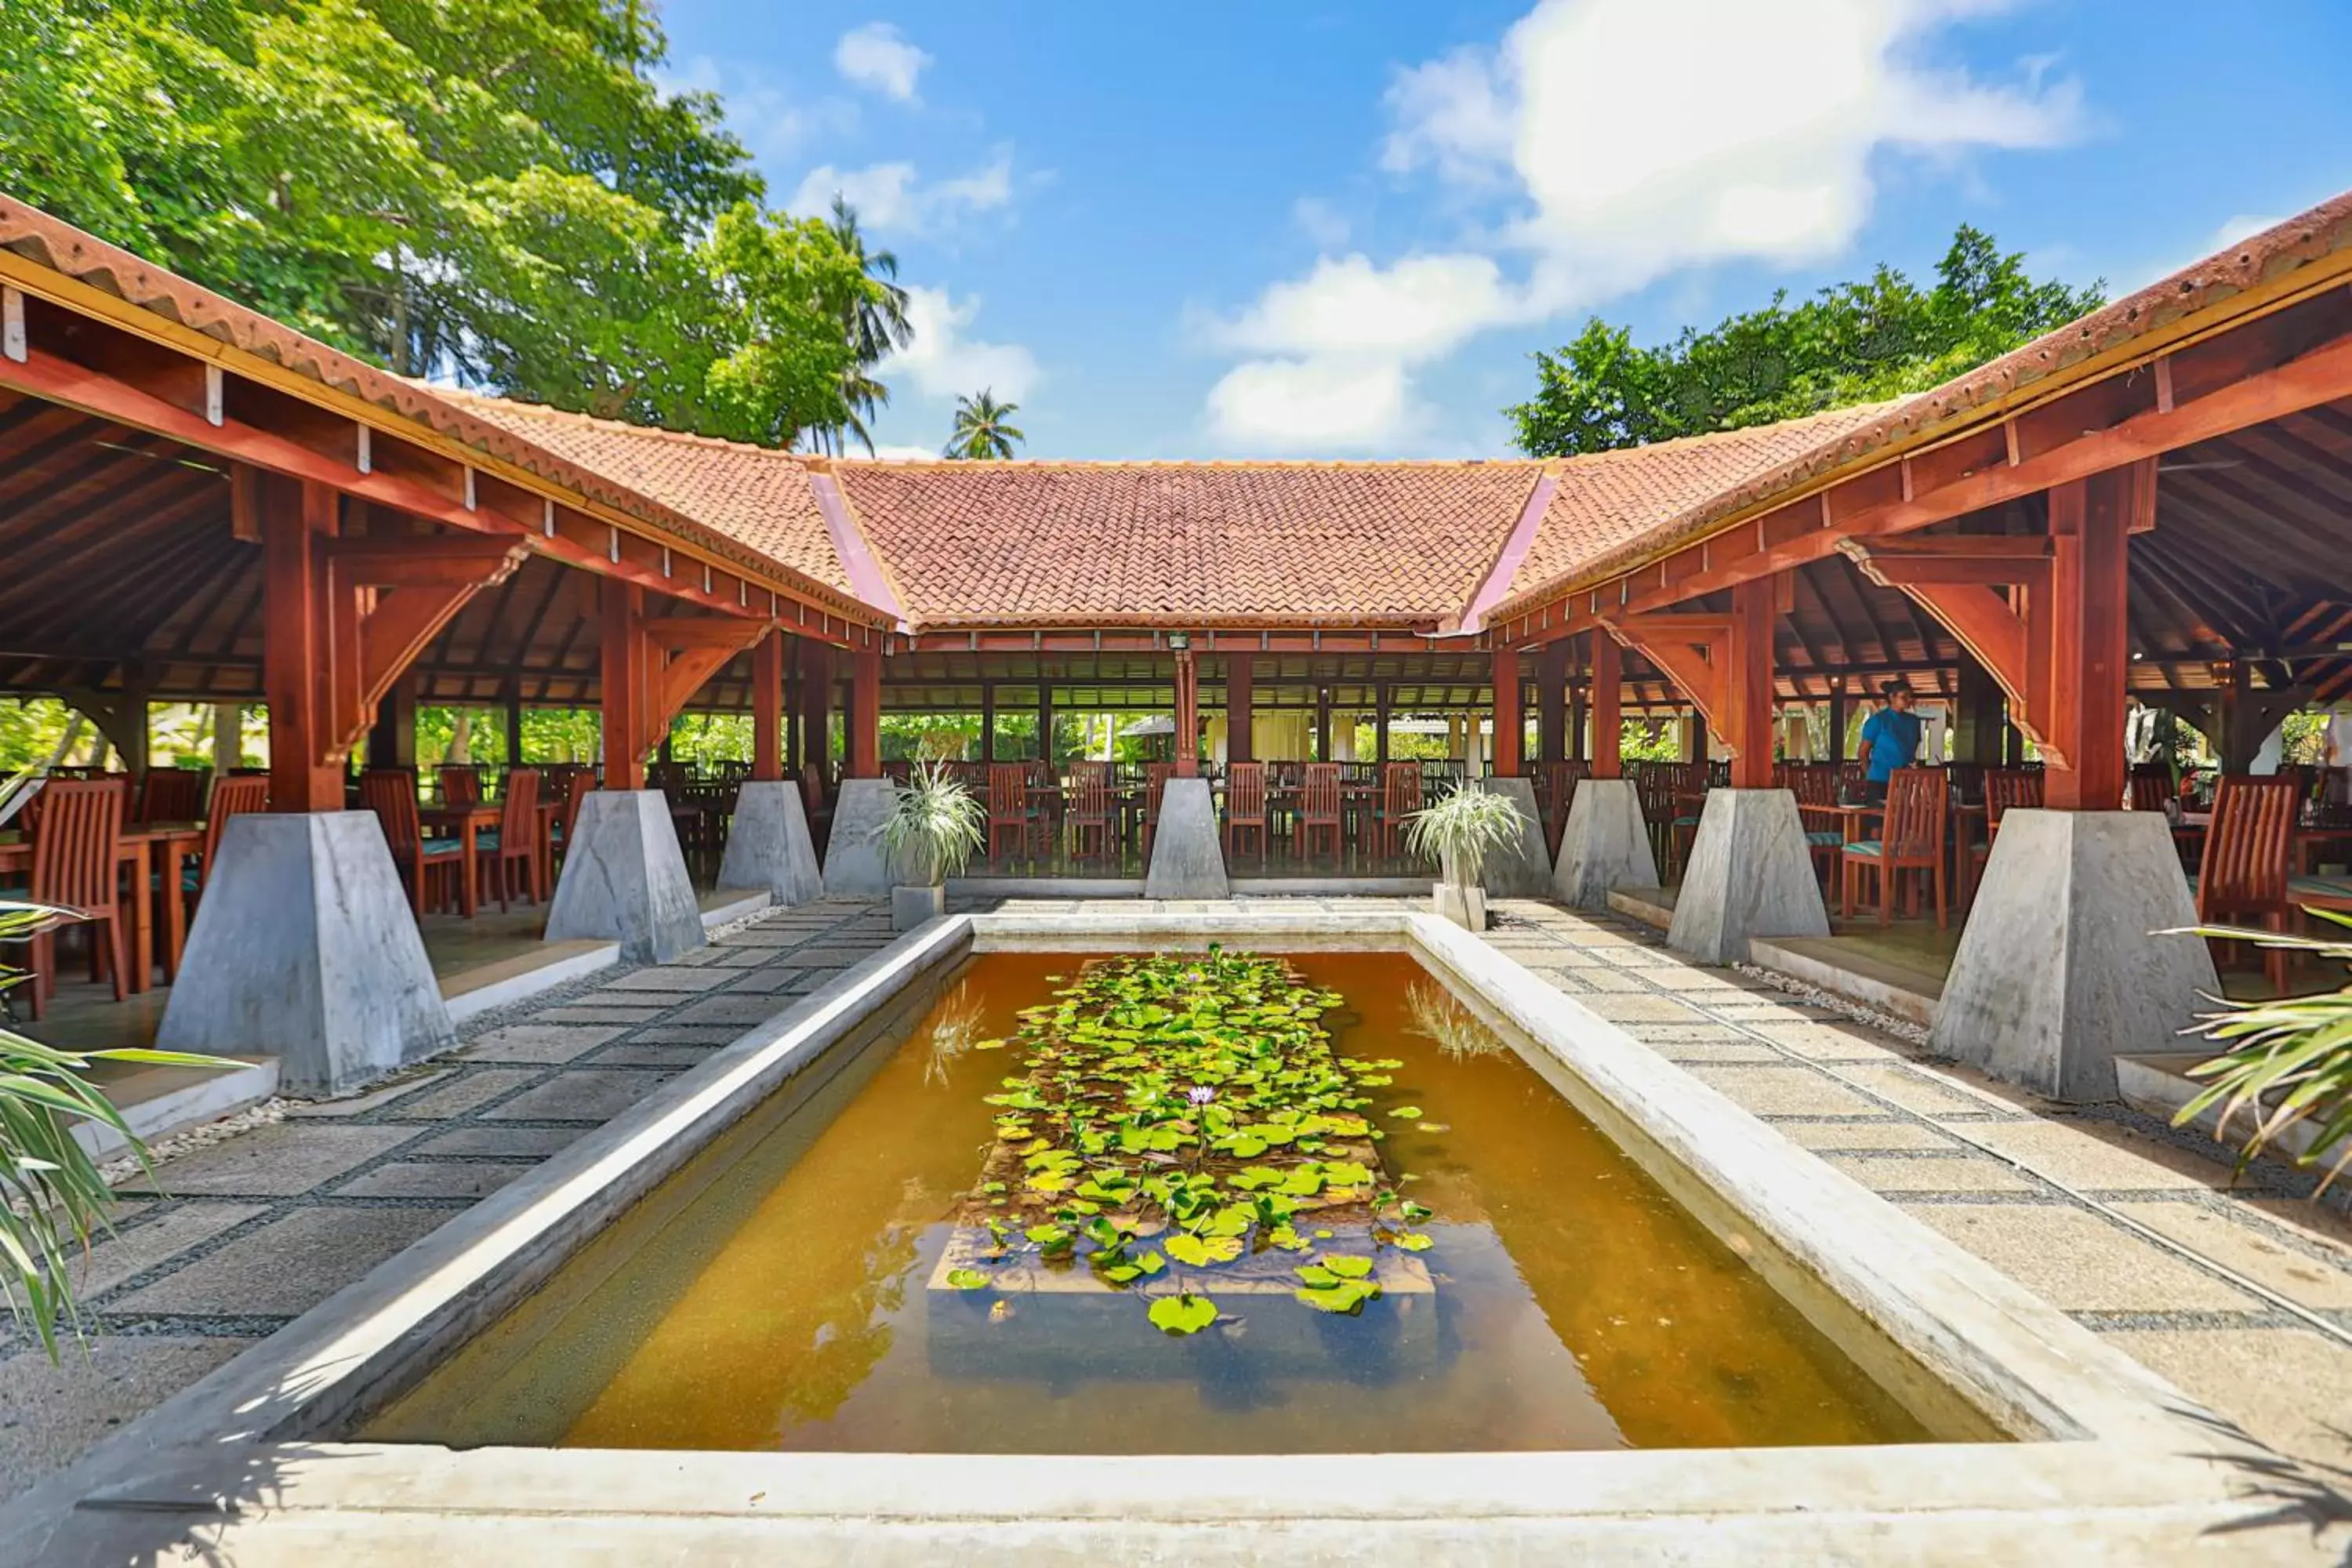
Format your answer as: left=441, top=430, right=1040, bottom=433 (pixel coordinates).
left=9, top=889, right=2352, bottom=1523
left=1483, top=898, right=2352, bottom=1482
left=0, top=898, right=897, bottom=1501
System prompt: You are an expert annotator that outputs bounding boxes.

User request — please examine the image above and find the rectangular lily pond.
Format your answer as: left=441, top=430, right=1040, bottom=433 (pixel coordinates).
left=365, top=948, right=1986, bottom=1455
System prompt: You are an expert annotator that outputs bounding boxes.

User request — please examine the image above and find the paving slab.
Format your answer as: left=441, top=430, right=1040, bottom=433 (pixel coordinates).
left=484, top=1069, right=679, bottom=1123
left=60, top=1203, right=267, bottom=1299
left=386, top=1069, right=543, bottom=1120
left=108, top=1207, right=452, bottom=1317
left=1831, top=1062, right=2013, bottom=1118
left=0, top=1337, right=251, bottom=1501
left=1963, top=1119, right=2242, bottom=1194
left=459, top=1023, right=629, bottom=1065
left=1823, top=1152, right=2046, bottom=1196
left=531, top=1004, right=670, bottom=1025
left=1682, top=1064, right=1882, bottom=1118
left=1773, top=1120, right=1962, bottom=1152
left=1567, top=992, right=1711, bottom=1025
left=406, top=1124, right=589, bottom=1160
left=590, top=1044, right=721, bottom=1069
left=114, top=1124, right=420, bottom=1198
left=673, top=993, right=801, bottom=1027
left=332, top=1162, right=540, bottom=1201
left=1907, top=1203, right=2263, bottom=1314
left=2100, top=1324, right=2352, bottom=1471
left=2108, top=1201, right=2352, bottom=1312
left=600, top=967, right=733, bottom=993
left=283, top=1069, right=453, bottom=1118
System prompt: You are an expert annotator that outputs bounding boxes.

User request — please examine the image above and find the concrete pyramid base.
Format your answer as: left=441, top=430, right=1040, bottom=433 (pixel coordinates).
left=1931, top=809, right=2217, bottom=1103
left=1144, top=777, right=1230, bottom=898
left=822, top=779, right=898, bottom=897
left=1480, top=777, right=1553, bottom=898
left=546, top=790, right=705, bottom=964
left=1552, top=778, right=1658, bottom=909
left=717, top=779, right=822, bottom=906
left=1666, top=788, right=1830, bottom=966
left=157, top=811, right=454, bottom=1094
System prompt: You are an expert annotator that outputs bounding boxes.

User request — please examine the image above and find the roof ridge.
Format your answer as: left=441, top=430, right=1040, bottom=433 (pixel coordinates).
left=827, top=456, right=1552, bottom=470
left=428, top=385, right=813, bottom=465
left=1544, top=397, right=1919, bottom=469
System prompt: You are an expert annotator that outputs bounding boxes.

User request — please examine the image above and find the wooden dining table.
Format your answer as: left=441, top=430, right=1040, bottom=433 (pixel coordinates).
left=417, top=803, right=499, bottom=918
left=0, top=821, right=203, bottom=992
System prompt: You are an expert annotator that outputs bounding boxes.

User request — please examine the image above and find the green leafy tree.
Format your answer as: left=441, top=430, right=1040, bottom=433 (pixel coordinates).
left=946, top=390, right=1025, bottom=460
left=1508, top=227, right=2103, bottom=456
left=0, top=0, right=899, bottom=448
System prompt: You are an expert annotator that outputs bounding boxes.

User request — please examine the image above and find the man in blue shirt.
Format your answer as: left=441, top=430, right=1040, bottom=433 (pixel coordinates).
left=1857, top=681, right=1922, bottom=804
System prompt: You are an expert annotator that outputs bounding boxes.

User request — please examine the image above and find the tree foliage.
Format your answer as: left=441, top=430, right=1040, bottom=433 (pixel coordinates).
left=0, top=0, right=898, bottom=446
left=946, top=390, right=1025, bottom=459
left=1508, top=227, right=2104, bottom=457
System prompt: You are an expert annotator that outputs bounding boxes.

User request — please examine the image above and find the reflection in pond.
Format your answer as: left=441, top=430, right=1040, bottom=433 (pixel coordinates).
left=1406, top=977, right=1504, bottom=1062
left=921, top=978, right=989, bottom=1087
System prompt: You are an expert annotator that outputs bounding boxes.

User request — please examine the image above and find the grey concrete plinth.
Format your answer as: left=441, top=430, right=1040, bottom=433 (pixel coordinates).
left=822, top=779, right=898, bottom=897
left=1931, top=809, right=2218, bottom=1103
left=1143, top=777, right=1230, bottom=899
left=156, top=812, right=454, bottom=1094
left=892, top=884, right=947, bottom=931
left=1480, top=777, right=1553, bottom=898
left=1667, top=788, right=1831, bottom=966
left=1552, top=777, right=1658, bottom=909
left=715, top=780, right=822, bottom=906
left=545, top=790, right=704, bottom=965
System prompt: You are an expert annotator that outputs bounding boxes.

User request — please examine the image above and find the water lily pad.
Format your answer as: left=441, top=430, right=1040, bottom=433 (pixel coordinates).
left=1135, top=1250, right=1167, bottom=1275
left=1391, top=1232, right=1433, bottom=1252
left=975, top=1038, right=1007, bottom=1051
left=1296, top=1279, right=1378, bottom=1314
left=1163, top=1232, right=1243, bottom=1267
left=1389, top=1106, right=1422, bottom=1120
left=946, top=1268, right=993, bottom=1290
left=1149, top=1293, right=1218, bottom=1335
left=1319, top=1254, right=1374, bottom=1279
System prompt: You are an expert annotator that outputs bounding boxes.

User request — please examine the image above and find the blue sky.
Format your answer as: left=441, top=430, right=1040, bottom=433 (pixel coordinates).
left=651, top=0, right=2352, bottom=460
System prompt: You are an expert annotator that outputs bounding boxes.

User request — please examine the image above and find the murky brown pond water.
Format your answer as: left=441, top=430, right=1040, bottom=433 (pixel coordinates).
left=369, top=952, right=1957, bottom=1453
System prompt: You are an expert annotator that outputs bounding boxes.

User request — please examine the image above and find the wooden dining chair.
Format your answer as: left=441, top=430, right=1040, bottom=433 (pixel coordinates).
left=1781, top=762, right=1845, bottom=888
left=480, top=768, right=543, bottom=909
left=134, top=766, right=210, bottom=827
left=1138, top=763, right=1175, bottom=858
left=2125, top=768, right=2173, bottom=813
left=437, top=764, right=483, bottom=810
left=550, top=768, right=593, bottom=869
left=1965, top=767, right=2042, bottom=886
left=2194, top=775, right=2302, bottom=994
left=1376, top=760, right=1424, bottom=860
left=985, top=763, right=1037, bottom=864
left=1841, top=767, right=1949, bottom=928
left=361, top=770, right=463, bottom=920
left=24, top=779, right=132, bottom=1017
left=1066, top=761, right=1115, bottom=863
left=1294, top=763, right=1344, bottom=866
left=187, top=773, right=270, bottom=907
left=1224, top=760, right=1269, bottom=865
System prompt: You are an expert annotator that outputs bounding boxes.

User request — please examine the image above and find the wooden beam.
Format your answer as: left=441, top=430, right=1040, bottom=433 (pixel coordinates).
left=1726, top=577, right=1776, bottom=788
left=1225, top=652, right=1254, bottom=763
left=752, top=631, right=783, bottom=782
left=1490, top=644, right=1523, bottom=777
left=601, top=582, right=647, bottom=790
left=849, top=644, right=883, bottom=779
left=260, top=474, right=342, bottom=811
left=1589, top=630, right=1622, bottom=779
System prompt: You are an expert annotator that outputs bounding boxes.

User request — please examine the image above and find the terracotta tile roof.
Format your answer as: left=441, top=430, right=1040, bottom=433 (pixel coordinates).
left=0, top=194, right=881, bottom=621
left=433, top=393, right=855, bottom=597
left=823, top=459, right=1547, bottom=626
left=1496, top=190, right=2352, bottom=612
left=1502, top=402, right=1911, bottom=606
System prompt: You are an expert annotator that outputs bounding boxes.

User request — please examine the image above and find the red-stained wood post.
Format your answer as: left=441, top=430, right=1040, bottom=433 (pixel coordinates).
left=2040, top=464, right=2144, bottom=810
left=750, top=630, right=783, bottom=783
left=799, top=640, right=833, bottom=780
left=261, top=474, right=344, bottom=812
left=848, top=643, right=882, bottom=779
left=1225, top=652, right=1254, bottom=764
left=1490, top=645, right=1523, bottom=778
left=1173, top=646, right=1200, bottom=778
left=1537, top=641, right=1569, bottom=764
left=1589, top=631, right=1622, bottom=779
left=600, top=580, right=647, bottom=790
left=1726, top=575, right=1777, bottom=789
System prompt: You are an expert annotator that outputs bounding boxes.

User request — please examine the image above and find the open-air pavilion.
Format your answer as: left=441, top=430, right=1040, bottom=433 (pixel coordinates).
left=2, top=186, right=2350, bottom=1121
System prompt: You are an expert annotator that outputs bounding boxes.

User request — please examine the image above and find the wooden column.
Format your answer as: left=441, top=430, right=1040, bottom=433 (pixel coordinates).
left=979, top=681, right=996, bottom=763
left=1225, top=652, right=1254, bottom=764
left=848, top=644, right=882, bottom=779
left=1951, top=650, right=2005, bottom=767
left=262, top=475, right=343, bottom=811
left=800, top=641, right=833, bottom=779
left=2041, top=464, right=2143, bottom=809
left=750, top=630, right=783, bottom=782
left=1173, top=647, right=1200, bottom=777
left=599, top=580, right=648, bottom=790
left=1374, top=682, right=1391, bottom=764
left=1038, top=683, right=1055, bottom=767
left=1726, top=575, right=1776, bottom=789
left=1313, top=683, right=1332, bottom=762
left=1537, top=641, right=1569, bottom=764
left=366, top=675, right=416, bottom=771
left=1491, top=645, right=1523, bottom=778
left=1590, top=631, right=1622, bottom=779
left=1828, top=686, right=1848, bottom=762
left=503, top=685, right=524, bottom=769
left=1569, top=680, right=1586, bottom=761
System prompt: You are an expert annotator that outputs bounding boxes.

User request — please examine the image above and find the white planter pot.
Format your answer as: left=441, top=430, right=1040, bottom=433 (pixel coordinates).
left=1432, top=882, right=1487, bottom=931
left=892, top=883, right=947, bottom=931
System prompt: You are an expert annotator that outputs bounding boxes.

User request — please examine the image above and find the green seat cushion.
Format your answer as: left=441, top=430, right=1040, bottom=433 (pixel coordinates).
left=2290, top=874, right=2352, bottom=902
left=1843, top=840, right=1884, bottom=858
left=1805, top=830, right=1844, bottom=848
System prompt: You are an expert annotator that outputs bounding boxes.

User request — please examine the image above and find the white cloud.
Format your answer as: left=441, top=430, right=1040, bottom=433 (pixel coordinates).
left=880, top=285, right=1039, bottom=403
left=1209, top=0, right=2085, bottom=451
left=834, top=22, right=930, bottom=102
left=1207, top=358, right=1412, bottom=451
left=790, top=152, right=1013, bottom=236
left=655, top=56, right=846, bottom=162
left=867, top=443, right=942, bottom=462
left=1291, top=197, right=1353, bottom=249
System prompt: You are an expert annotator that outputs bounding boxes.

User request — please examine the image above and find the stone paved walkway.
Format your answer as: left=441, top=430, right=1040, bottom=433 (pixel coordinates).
left=1481, top=898, right=2352, bottom=1479
left=0, top=897, right=895, bottom=1502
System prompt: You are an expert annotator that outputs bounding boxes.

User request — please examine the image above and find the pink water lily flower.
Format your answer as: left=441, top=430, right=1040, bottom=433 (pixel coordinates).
left=1186, top=1085, right=1217, bottom=1107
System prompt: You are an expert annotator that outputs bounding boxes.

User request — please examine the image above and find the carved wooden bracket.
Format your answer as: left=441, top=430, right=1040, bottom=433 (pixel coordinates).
left=633, top=615, right=773, bottom=761
left=321, top=536, right=530, bottom=760
left=1599, top=612, right=1733, bottom=736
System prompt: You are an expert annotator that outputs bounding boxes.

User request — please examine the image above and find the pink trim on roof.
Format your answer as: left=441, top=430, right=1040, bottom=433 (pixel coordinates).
left=808, top=470, right=905, bottom=624
left=1456, top=472, right=1557, bottom=633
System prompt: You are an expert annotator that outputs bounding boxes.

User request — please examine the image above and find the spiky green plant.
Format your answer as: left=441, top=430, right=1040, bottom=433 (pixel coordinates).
left=2169, top=909, right=2352, bottom=1191
left=873, top=760, right=985, bottom=886
left=1403, top=782, right=1528, bottom=897
left=0, top=769, right=238, bottom=1357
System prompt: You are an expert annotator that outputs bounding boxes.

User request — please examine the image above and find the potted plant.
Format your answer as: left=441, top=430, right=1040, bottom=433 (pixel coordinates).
left=873, top=760, right=985, bottom=931
left=1404, top=781, right=1527, bottom=931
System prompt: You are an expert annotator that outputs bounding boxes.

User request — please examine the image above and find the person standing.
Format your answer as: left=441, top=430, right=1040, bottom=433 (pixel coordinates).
left=1858, top=681, right=1922, bottom=805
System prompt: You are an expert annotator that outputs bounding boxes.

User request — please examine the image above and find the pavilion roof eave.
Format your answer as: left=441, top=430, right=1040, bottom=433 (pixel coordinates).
left=1488, top=191, right=2352, bottom=633
left=0, top=198, right=892, bottom=634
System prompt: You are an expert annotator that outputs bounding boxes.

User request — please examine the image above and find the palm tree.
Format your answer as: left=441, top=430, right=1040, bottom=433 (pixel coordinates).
left=810, top=196, right=914, bottom=456
left=946, top=390, right=1025, bottom=459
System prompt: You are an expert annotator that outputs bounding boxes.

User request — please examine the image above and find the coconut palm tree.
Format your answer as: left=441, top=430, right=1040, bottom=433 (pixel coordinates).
left=946, top=390, right=1025, bottom=459
left=826, top=195, right=913, bottom=364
